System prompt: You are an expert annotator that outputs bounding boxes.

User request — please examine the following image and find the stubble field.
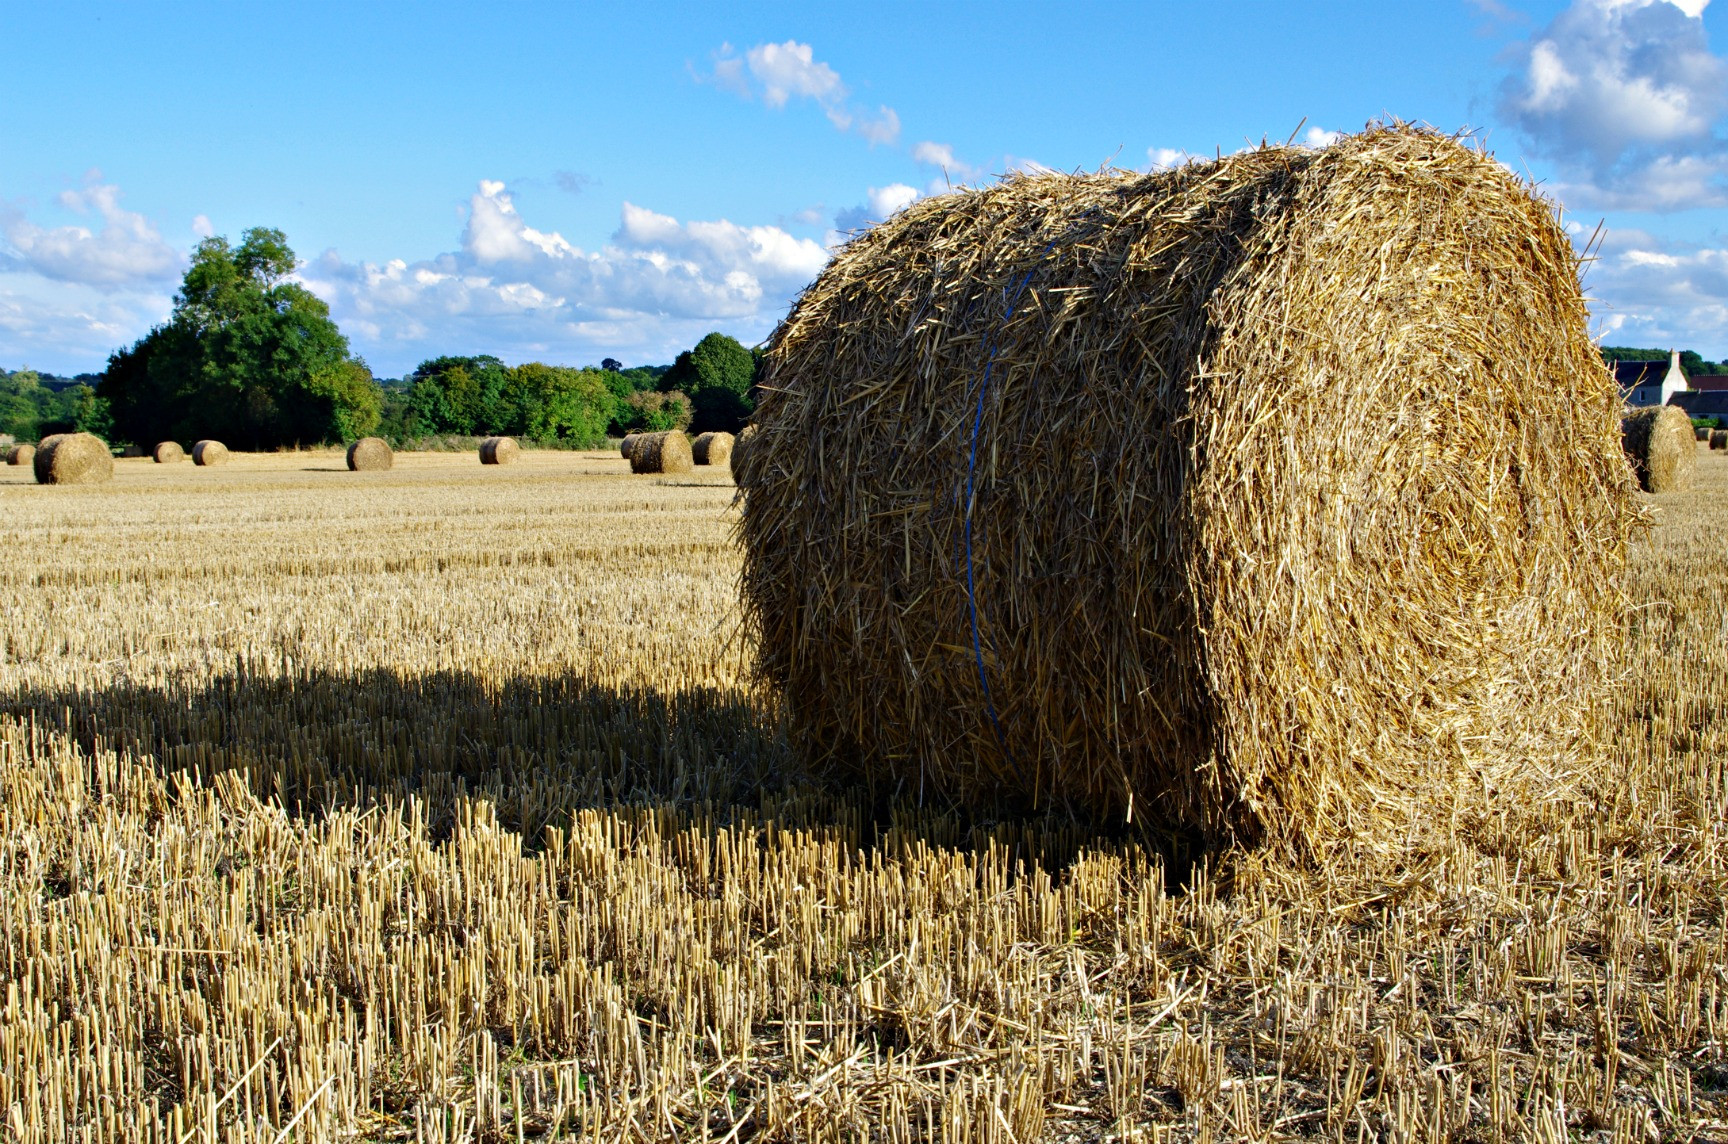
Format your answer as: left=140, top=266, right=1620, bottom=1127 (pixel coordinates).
left=1, top=448, right=1725, bottom=1142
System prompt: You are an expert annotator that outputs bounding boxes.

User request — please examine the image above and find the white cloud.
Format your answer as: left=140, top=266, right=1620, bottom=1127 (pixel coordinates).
left=297, top=180, right=833, bottom=373
left=0, top=271, right=173, bottom=370
left=707, top=40, right=901, bottom=145
left=1501, top=0, right=1728, bottom=209
left=1, top=179, right=180, bottom=289
left=1303, top=126, right=1343, bottom=147
left=1148, top=147, right=1188, bottom=171
left=832, top=183, right=921, bottom=237
left=1578, top=226, right=1728, bottom=349
left=911, top=140, right=983, bottom=184
left=191, top=214, right=214, bottom=238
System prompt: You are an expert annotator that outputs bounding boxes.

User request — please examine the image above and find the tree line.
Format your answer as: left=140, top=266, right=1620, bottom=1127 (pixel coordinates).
left=2, top=226, right=761, bottom=451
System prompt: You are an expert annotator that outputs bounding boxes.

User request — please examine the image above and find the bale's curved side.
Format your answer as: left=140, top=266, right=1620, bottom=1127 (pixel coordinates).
left=33, top=433, right=113, bottom=485
left=1622, top=406, right=1695, bottom=492
left=1712, top=429, right=1727, bottom=451
left=346, top=437, right=394, bottom=471
left=153, top=441, right=184, bottom=464
left=620, top=433, right=641, bottom=460
left=739, top=126, right=1636, bottom=854
left=6, top=444, right=34, bottom=467
left=480, top=436, right=520, bottom=465
left=192, top=440, right=229, bottom=466
left=692, top=431, right=734, bottom=466
left=629, top=431, right=693, bottom=474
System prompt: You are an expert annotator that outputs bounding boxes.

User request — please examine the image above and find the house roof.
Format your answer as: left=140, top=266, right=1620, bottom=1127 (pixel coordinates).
left=1688, top=374, right=1728, bottom=391
left=1612, top=359, right=1670, bottom=387
left=1667, top=391, right=1728, bottom=419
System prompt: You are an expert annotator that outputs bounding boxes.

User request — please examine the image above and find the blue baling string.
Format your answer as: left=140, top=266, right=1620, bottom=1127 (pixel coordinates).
left=963, top=245, right=1053, bottom=777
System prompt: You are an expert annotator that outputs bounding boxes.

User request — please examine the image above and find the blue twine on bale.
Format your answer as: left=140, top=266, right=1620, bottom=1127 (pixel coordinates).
left=962, top=244, right=1053, bottom=783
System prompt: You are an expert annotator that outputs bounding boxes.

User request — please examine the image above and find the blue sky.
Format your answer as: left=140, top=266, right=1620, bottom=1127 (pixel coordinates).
left=5, top=0, right=1728, bottom=375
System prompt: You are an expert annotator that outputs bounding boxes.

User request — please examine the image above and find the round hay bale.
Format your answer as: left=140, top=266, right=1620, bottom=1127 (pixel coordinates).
left=730, top=425, right=757, bottom=480
left=628, top=430, right=693, bottom=474
left=192, top=440, right=229, bottom=466
left=1712, top=429, right=1728, bottom=451
left=479, top=436, right=520, bottom=465
left=620, top=433, right=641, bottom=460
left=152, top=441, right=185, bottom=464
left=6, top=444, right=35, bottom=467
left=1621, top=405, right=1695, bottom=493
left=739, top=126, right=1638, bottom=855
left=32, top=432, right=113, bottom=485
left=691, top=431, right=735, bottom=467
left=1697, top=426, right=1711, bottom=442
left=346, top=437, right=393, bottom=471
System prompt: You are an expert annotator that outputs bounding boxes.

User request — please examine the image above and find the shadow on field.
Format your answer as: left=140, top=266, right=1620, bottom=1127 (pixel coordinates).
left=4, top=664, right=1155, bottom=874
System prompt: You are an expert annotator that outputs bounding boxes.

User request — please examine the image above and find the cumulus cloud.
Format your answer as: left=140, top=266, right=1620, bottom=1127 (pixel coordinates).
left=298, top=180, right=832, bottom=372
left=0, top=178, right=180, bottom=289
left=831, top=183, right=920, bottom=236
left=1577, top=226, right=1728, bottom=346
left=911, top=140, right=983, bottom=187
left=1148, top=147, right=1189, bottom=171
left=1500, top=0, right=1728, bottom=209
left=707, top=40, right=901, bottom=145
left=1304, top=126, right=1343, bottom=147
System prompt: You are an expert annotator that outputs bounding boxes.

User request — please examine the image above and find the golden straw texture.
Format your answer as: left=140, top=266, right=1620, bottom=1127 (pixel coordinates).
left=5, top=444, right=34, bottom=467
left=691, top=431, right=734, bottom=466
left=346, top=437, right=394, bottom=472
left=192, top=440, right=229, bottom=466
left=152, top=441, right=184, bottom=464
left=740, top=126, right=1637, bottom=856
left=479, top=436, right=520, bottom=465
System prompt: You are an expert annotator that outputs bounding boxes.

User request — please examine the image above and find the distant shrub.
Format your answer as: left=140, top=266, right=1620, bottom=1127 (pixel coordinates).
left=622, top=390, right=693, bottom=433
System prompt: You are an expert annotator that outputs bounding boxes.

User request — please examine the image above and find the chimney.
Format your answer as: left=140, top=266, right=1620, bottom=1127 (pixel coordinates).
left=1672, top=348, right=1682, bottom=372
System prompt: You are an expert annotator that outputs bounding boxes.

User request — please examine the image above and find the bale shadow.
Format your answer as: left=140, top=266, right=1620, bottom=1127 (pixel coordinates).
left=4, top=664, right=1173, bottom=879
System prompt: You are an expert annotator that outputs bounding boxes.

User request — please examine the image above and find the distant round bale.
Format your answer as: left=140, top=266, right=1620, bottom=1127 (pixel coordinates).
left=32, top=432, right=113, bottom=485
left=192, top=440, right=229, bottom=466
left=1713, top=429, right=1728, bottom=451
left=691, top=431, right=734, bottom=466
left=628, top=430, right=693, bottom=474
left=346, top=437, right=393, bottom=471
left=153, top=441, right=185, bottom=464
left=1697, top=426, right=1712, bottom=442
left=740, top=126, right=1639, bottom=855
left=479, top=436, right=520, bottom=465
left=1622, top=405, right=1695, bottom=493
left=620, top=433, right=641, bottom=460
left=730, top=425, right=757, bottom=480
left=6, top=444, right=34, bottom=467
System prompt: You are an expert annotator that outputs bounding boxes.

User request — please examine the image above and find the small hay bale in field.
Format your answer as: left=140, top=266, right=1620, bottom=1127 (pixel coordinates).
left=692, top=431, right=734, bottom=466
left=730, top=425, right=757, bottom=479
left=628, top=430, right=693, bottom=474
left=1712, top=429, right=1728, bottom=451
left=739, top=125, right=1638, bottom=856
left=479, top=436, right=520, bottom=465
left=1697, top=426, right=1711, bottom=442
left=153, top=441, right=184, bottom=464
left=6, top=444, right=34, bottom=467
left=192, top=440, right=229, bottom=466
left=32, top=432, right=113, bottom=485
left=620, top=433, right=641, bottom=460
left=1621, top=406, right=1695, bottom=493
left=346, top=437, right=393, bottom=471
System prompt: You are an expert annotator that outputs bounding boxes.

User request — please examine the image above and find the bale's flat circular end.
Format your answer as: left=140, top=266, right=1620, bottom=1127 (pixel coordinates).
left=192, top=440, right=229, bottom=467
left=692, top=431, right=735, bottom=467
left=33, top=432, right=113, bottom=485
left=479, top=436, right=520, bottom=465
left=628, top=430, right=693, bottom=474
left=346, top=437, right=393, bottom=471
left=5, top=444, right=35, bottom=467
left=1622, top=405, right=1695, bottom=492
left=153, top=441, right=185, bottom=464
left=620, top=433, right=641, bottom=460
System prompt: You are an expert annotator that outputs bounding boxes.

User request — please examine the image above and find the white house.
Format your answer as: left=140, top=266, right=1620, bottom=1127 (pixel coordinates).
left=1616, top=349, right=1689, bottom=408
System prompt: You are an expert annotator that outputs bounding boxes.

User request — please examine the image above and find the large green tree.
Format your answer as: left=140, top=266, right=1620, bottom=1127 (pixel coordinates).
left=405, top=355, right=510, bottom=435
left=100, top=227, right=380, bottom=449
left=659, top=332, right=755, bottom=433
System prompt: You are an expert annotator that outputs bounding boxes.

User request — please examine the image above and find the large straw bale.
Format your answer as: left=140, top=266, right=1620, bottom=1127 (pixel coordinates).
left=192, top=440, right=229, bottom=466
left=629, top=430, right=693, bottom=474
left=5, top=444, right=34, bottom=467
left=479, top=436, right=520, bottom=465
left=346, top=437, right=393, bottom=471
left=1712, top=429, right=1727, bottom=451
left=1621, top=406, right=1694, bottom=493
left=692, top=431, right=735, bottom=466
left=153, top=441, right=184, bottom=464
left=32, top=432, right=113, bottom=485
left=739, top=126, right=1637, bottom=855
